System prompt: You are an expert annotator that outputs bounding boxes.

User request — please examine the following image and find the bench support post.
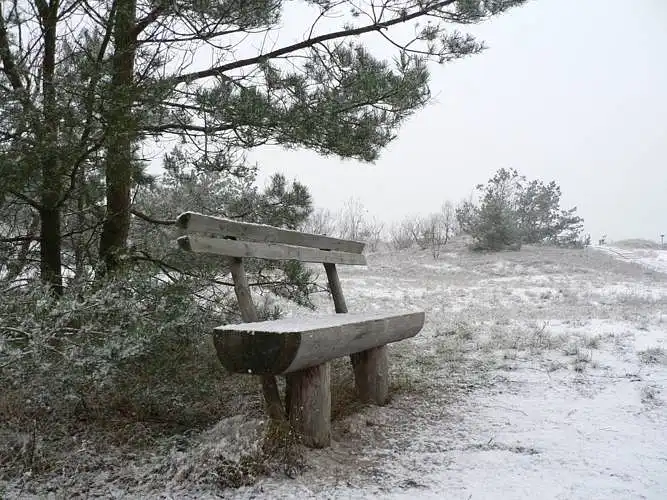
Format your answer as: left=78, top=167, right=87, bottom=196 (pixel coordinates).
left=324, top=263, right=390, bottom=405
left=351, top=346, right=389, bottom=405
left=324, top=262, right=349, bottom=314
left=286, top=363, right=331, bottom=448
left=229, top=257, right=285, bottom=422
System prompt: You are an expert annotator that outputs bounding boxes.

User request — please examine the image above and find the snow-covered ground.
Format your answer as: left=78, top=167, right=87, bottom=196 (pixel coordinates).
left=219, top=245, right=667, bottom=500
left=5, top=244, right=667, bottom=499
left=593, top=244, right=667, bottom=274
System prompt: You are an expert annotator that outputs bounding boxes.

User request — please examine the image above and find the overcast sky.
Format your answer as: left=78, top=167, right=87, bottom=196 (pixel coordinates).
left=246, top=0, right=666, bottom=242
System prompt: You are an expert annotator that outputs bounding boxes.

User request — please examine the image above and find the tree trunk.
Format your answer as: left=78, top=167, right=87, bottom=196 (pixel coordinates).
left=40, top=206, right=62, bottom=294
left=39, top=0, right=63, bottom=295
left=99, top=0, right=137, bottom=273
left=74, top=166, right=87, bottom=281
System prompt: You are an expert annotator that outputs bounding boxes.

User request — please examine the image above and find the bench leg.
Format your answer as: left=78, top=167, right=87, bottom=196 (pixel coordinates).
left=351, top=345, right=389, bottom=405
left=285, top=363, right=331, bottom=448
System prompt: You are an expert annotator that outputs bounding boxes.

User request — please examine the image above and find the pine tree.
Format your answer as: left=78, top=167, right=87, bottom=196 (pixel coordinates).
left=0, top=1, right=528, bottom=286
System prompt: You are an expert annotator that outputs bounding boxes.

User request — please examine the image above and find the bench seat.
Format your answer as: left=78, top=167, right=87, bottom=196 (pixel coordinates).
left=176, top=211, right=426, bottom=447
left=213, top=310, right=425, bottom=375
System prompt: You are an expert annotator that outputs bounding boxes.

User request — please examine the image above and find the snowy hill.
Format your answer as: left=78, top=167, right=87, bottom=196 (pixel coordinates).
left=4, top=244, right=667, bottom=499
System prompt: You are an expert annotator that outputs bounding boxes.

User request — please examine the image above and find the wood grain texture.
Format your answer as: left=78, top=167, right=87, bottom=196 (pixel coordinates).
left=286, top=363, right=331, bottom=448
left=324, top=263, right=348, bottom=314
left=178, top=235, right=367, bottom=265
left=351, top=345, right=389, bottom=405
left=213, top=311, right=425, bottom=374
left=177, top=211, right=365, bottom=254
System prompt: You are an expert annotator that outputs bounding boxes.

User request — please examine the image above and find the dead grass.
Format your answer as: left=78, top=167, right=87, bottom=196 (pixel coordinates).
left=477, top=322, right=569, bottom=356
left=0, top=339, right=260, bottom=482
left=4, top=244, right=666, bottom=498
left=572, top=349, right=594, bottom=372
left=330, top=357, right=367, bottom=421
left=638, top=347, right=667, bottom=365
left=435, top=337, right=467, bottom=363
left=546, top=360, right=568, bottom=373
left=159, top=416, right=305, bottom=492
left=583, top=334, right=603, bottom=349
left=640, top=384, right=663, bottom=406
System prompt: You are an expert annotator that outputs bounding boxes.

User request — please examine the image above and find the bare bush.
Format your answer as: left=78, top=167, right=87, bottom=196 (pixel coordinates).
left=393, top=202, right=457, bottom=257
left=338, top=197, right=368, bottom=241
left=390, top=217, right=418, bottom=250
left=360, top=215, right=385, bottom=252
left=337, top=198, right=385, bottom=252
left=301, top=208, right=338, bottom=236
left=419, top=213, right=449, bottom=259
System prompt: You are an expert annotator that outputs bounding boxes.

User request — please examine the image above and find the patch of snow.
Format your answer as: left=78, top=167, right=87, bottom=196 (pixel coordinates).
left=593, top=245, right=667, bottom=274
left=217, top=310, right=424, bottom=333
left=421, top=262, right=463, bottom=272
left=6, top=245, right=667, bottom=499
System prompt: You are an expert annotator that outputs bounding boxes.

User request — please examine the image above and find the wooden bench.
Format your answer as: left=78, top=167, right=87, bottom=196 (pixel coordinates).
left=176, top=211, right=425, bottom=448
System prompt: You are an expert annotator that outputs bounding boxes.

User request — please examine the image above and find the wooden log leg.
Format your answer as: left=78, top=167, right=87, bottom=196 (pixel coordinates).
left=214, top=340, right=284, bottom=421
left=350, top=345, right=389, bottom=405
left=229, top=256, right=285, bottom=421
left=324, top=263, right=391, bottom=406
left=285, top=363, right=331, bottom=448
left=260, top=375, right=285, bottom=422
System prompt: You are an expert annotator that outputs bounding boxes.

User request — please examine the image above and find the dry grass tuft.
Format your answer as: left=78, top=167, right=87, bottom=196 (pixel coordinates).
left=638, top=347, right=667, bottom=365
left=640, top=384, right=663, bottom=406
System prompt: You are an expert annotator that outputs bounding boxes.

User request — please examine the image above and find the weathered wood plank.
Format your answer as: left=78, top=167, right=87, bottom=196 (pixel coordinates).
left=324, top=263, right=348, bottom=314
left=351, top=345, right=389, bottom=405
left=177, top=212, right=365, bottom=254
left=286, top=363, right=331, bottom=448
left=178, top=235, right=367, bottom=265
left=213, top=311, right=425, bottom=375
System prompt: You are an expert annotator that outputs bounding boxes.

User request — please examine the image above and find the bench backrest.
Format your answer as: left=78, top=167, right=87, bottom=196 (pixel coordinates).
left=176, top=212, right=367, bottom=266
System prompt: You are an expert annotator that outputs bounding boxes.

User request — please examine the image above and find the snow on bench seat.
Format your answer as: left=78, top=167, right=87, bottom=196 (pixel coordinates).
left=176, top=211, right=426, bottom=447
left=213, top=310, right=425, bottom=375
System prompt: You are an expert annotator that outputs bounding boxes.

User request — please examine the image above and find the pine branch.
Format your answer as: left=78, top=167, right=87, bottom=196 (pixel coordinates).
left=174, top=0, right=459, bottom=83
left=130, top=209, right=175, bottom=226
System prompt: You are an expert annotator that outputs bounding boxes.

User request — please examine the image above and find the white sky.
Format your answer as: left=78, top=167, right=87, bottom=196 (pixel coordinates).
left=244, top=0, right=667, bottom=242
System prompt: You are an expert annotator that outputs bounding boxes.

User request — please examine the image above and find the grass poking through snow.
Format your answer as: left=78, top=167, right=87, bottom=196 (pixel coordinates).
left=2, top=242, right=667, bottom=499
